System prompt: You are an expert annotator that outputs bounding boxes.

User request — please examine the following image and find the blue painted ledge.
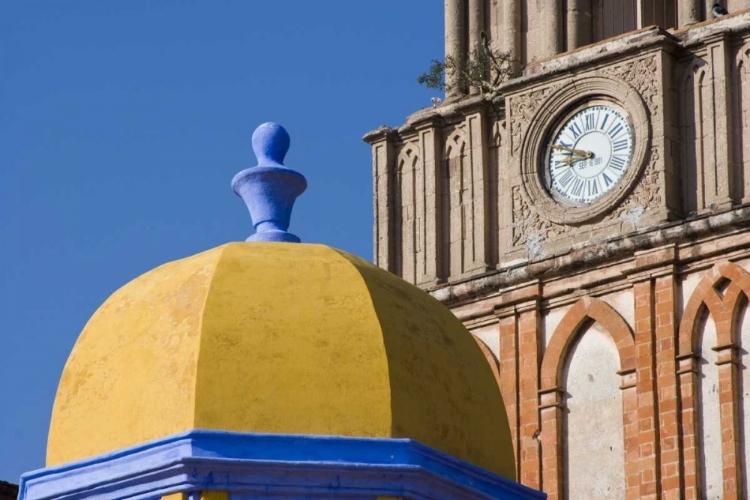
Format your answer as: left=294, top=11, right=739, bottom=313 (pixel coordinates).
left=19, top=431, right=546, bottom=500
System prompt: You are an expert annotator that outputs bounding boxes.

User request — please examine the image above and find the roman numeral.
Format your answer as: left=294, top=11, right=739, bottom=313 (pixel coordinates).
left=610, top=156, right=626, bottom=171
left=602, top=172, right=613, bottom=187
left=587, top=179, right=599, bottom=197
left=569, top=122, right=582, bottom=139
left=559, top=170, right=575, bottom=189
left=608, top=123, right=624, bottom=139
left=560, top=141, right=572, bottom=148
left=613, top=139, right=629, bottom=152
left=599, top=114, right=609, bottom=131
left=572, top=178, right=584, bottom=197
left=584, top=114, right=595, bottom=132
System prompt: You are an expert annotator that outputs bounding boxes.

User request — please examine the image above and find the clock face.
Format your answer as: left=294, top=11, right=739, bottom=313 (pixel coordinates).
left=545, top=104, right=634, bottom=205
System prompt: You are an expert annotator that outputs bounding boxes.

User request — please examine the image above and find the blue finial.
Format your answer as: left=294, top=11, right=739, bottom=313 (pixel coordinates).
left=252, top=122, right=290, bottom=167
left=232, top=122, right=307, bottom=243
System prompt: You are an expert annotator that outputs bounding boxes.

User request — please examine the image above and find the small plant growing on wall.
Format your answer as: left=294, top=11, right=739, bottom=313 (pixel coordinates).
left=418, top=32, right=522, bottom=97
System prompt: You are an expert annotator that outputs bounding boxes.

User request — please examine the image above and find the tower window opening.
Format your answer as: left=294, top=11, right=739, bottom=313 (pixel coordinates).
left=575, top=1, right=678, bottom=48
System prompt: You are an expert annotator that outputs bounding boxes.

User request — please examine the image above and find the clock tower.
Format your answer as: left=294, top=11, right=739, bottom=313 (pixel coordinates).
left=365, top=2, right=750, bottom=499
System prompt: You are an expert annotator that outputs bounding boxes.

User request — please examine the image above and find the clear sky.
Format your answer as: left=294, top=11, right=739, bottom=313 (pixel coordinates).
left=0, top=1, right=443, bottom=482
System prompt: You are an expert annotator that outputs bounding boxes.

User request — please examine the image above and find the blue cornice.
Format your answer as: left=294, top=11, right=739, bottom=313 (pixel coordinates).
left=20, top=431, right=545, bottom=500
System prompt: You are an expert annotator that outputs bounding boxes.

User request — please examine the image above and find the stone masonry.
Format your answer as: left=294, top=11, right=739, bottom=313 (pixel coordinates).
left=366, top=3, right=750, bottom=499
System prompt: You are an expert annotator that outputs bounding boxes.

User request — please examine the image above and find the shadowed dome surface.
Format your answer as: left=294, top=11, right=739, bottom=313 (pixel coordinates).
left=47, top=242, right=515, bottom=478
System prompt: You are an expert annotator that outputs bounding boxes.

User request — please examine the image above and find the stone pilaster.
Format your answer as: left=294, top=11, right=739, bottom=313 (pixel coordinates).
left=366, top=128, right=397, bottom=272
left=471, top=109, right=490, bottom=272
left=414, top=117, right=444, bottom=286
left=625, top=245, right=681, bottom=499
left=676, top=353, right=700, bottom=498
left=714, top=343, right=741, bottom=499
left=706, top=33, right=737, bottom=208
left=538, top=388, right=563, bottom=500
left=495, top=281, right=543, bottom=490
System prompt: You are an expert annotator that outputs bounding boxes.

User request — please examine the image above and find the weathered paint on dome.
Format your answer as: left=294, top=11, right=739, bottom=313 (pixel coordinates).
left=47, top=242, right=515, bottom=479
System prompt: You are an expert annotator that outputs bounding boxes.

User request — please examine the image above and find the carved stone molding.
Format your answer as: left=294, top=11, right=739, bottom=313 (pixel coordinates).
left=614, top=146, right=663, bottom=229
left=509, top=84, right=563, bottom=157
left=600, top=56, right=660, bottom=119
left=511, top=185, right=574, bottom=250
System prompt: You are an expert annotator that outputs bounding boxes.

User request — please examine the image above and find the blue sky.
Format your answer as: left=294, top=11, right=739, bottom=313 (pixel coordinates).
left=0, top=1, right=443, bottom=481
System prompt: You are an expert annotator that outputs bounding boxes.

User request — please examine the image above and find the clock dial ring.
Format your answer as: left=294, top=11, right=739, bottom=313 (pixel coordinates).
left=543, top=100, right=635, bottom=206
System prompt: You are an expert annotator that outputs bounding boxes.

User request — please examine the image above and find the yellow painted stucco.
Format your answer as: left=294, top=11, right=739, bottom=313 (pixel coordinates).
left=47, top=247, right=220, bottom=466
left=47, top=243, right=515, bottom=479
left=193, top=243, right=392, bottom=437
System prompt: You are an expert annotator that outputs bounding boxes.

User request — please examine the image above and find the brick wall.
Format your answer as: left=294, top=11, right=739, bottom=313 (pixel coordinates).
left=453, top=237, right=750, bottom=499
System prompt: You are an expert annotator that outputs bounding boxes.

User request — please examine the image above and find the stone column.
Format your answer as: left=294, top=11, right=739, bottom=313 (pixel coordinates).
left=468, top=0, right=484, bottom=52
left=501, top=0, right=522, bottom=69
left=467, top=0, right=485, bottom=94
left=543, top=0, right=563, bottom=60
left=445, top=0, right=467, bottom=97
left=566, top=0, right=592, bottom=51
left=679, top=0, right=701, bottom=27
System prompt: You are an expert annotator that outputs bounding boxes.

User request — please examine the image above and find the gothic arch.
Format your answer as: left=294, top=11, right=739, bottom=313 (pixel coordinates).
left=540, top=296, right=635, bottom=390
left=394, top=143, right=420, bottom=282
left=444, top=128, right=467, bottom=160
left=441, top=127, right=470, bottom=280
left=473, top=336, right=502, bottom=392
left=678, top=261, right=750, bottom=355
left=680, top=59, right=709, bottom=213
left=538, top=296, right=635, bottom=499
left=679, top=57, right=707, bottom=91
left=677, top=260, right=750, bottom=497
left=397, top=143, right=420, bottom=171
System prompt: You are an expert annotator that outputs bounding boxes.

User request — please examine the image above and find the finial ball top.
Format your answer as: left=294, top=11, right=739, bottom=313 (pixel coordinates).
left=252, top=122, right=290, bottom=167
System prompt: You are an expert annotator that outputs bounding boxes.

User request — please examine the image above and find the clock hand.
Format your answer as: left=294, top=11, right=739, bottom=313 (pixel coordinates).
left=551, top=145, right=593, bottom=158
left=560, top=154, right=590, bottom=166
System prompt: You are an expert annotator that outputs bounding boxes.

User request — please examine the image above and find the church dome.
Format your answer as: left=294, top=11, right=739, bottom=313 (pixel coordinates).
left=47, top=122, right=515, bottom=483
left=47, top=242, right=515, bottom=478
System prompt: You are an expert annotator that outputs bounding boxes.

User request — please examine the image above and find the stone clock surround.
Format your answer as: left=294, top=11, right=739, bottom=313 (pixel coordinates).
left=504, top=31, right=681, bottom=260
left=517, top=75, right=651, bottom=225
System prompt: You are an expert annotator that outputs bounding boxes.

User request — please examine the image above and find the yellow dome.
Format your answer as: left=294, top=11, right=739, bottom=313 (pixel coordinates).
left=47, top=242, right=514, bottom=478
